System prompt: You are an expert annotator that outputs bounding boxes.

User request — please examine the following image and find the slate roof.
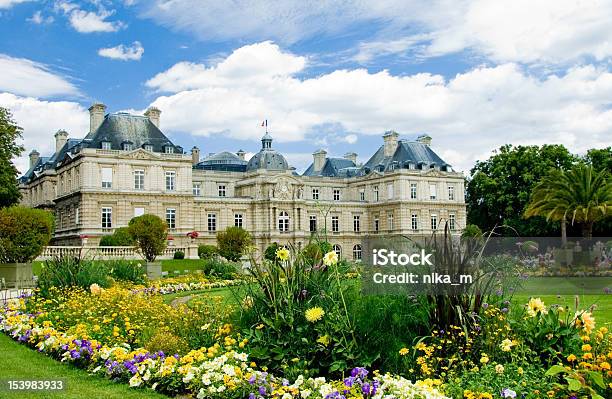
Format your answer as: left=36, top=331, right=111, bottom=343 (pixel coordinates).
left=303, top=157, right=357, bottom=177
left=195, top=151, right=247, bottom=172
left=82, top=113, right=178, bottom=152
left=20, top=138, right=82, bottom=183
left=359, top=140, right=450, bottom=175
left=246, top=133, right=289, bottom=171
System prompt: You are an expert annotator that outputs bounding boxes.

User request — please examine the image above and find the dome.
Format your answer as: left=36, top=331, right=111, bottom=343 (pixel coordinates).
left=196, top=151, right=247, bottom=172
left=246, top=132, right=289, bottom=171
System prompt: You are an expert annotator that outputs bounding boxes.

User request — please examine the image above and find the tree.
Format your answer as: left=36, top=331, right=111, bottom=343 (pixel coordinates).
left=0, top=108, right=24, bottom=208
left=0, top=207, right=54, bottom=263
left=216, top=226, right=252, bottom=261
left=127, top=214, right=167, bottom=262
left=466, top=144, right=577, bottom=236
left=525, top=164, right=611, bottom=239
left=584, top=147, right=612, bottom=174
left=99, top=227, right=134, bottom=246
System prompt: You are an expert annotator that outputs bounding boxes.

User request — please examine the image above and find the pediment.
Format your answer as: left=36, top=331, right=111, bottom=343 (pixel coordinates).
left=118, top=148, right=162, bottom=160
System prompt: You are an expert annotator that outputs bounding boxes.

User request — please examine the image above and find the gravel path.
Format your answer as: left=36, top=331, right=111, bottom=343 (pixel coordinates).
left=169, top=294, right=194, bottom=308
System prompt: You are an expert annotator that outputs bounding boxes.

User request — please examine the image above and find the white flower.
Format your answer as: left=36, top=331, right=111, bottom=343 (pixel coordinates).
left=300, top=389, right=312, bottom=398
left=129, top=374, right=142, bottom=387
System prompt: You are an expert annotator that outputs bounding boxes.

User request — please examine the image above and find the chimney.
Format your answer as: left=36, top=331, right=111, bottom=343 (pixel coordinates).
left=416, top=134, right=432, bottom=146
left=383, top=131, right=399, bottom=157
left=191, top=146, right=200, bottom=165
left=54, top=130, right=68, bottom=153
left=344, top=152, right=357, bottom=164
left=236, top=149, right=246, bottom=161
left=29, top=149, right=40, bottom=168
left=88, top=102, right=106, bottom=134
left=144, top=107, right=161, bottom=128
left=313, top=149, right=327, bottom=172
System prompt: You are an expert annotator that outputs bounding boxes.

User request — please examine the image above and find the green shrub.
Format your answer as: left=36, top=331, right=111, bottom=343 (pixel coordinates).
left=144, top=330, right=190, bottom=356
left=301, top=240, right=332, bottom=266
left=173, top=250, right=185, bottom=260
left=0, top=206, right=53, bottom=263
left=216, top=226, right=252, bottom=261
left=201, top=258, right=237, bottom=279
left=128, top=214, right=167, bottom=262
left=107, top=260, right=146, bottom=284
left=264, top=242, right=280, bottom=262
left=37, top=256, right=110, bottom=296
left=197, top=244, right=218, bottom=260
left=99, top=227, right=134, bottom=246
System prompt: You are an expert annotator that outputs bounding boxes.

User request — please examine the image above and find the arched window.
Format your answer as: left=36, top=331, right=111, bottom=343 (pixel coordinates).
left=353, top=244, right=362, bottom=261
left=278, top=211, right=289, bottom=232
left=333, top=244, right=342, bottom=258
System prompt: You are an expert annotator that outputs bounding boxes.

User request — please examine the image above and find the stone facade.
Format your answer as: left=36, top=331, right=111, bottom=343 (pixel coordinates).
left=19, top=104, right=466, bottom=260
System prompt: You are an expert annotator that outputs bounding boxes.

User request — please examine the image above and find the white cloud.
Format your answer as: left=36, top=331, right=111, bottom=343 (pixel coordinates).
left=0, top=0, right=32, bottom=9
left=0, top=54, right=80, bottom=98
left=136, top=0, right=612, bottom=65
left=0, top=93, right=89, bottom=174
left=55, top=2, right=125, bottom=33
left=145, top=42, right=612, bottom=172
left=98, top=41, right=144, bottom=61
left=344, top=134, right=358, bottom=144
left=27, top=11, right=54, bottom=25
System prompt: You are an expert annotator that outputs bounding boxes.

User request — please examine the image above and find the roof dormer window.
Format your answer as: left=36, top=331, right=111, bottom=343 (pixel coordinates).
left=122, top=141, right=133, bottom=151
left=164, top=145, right=174, bottom=154
left=143, top=144, right=153, bottom=152
left=101, top=141, right=111, bottom=150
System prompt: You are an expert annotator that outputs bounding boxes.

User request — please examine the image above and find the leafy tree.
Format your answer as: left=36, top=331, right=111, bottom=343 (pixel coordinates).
left=264, top=242, right=280, bottom=262
left=99, top=227, right=134, bottom=246
left=0, top=108, right=24, bottom=208
left=216, top=226, right=252, bottom=261
left=0, top=206, right=53, bottom=263
left=127, top=214, right=167, bottom=262
left=525, top=164, right=611, bottom=238
left=584, top=147, right=612, bottom=174
left=466, top=144, right=577, bottom=236
left=197, top=244, right=218, bottom=260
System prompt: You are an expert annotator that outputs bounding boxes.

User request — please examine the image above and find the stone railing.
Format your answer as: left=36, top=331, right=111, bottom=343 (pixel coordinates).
left=37, top=245, right=198, bottom=261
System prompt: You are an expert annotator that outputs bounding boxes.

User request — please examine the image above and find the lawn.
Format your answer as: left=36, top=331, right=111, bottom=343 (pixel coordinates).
left=0, top=334, right=167, bottom=399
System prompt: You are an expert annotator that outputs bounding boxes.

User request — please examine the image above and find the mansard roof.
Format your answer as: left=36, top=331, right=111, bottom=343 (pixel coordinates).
left=82, top=113, right=178, bottom=152
left=360, top=140, right=450, bottom=174
left=20, top=138, right=82, bottom=183
left=195, top=151, right=247, bottom=172
left=303, top=157, right=358, bottom=177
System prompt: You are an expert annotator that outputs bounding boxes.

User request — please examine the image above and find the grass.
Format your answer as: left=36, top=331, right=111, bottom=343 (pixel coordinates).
left=0, top=334, right=167, bottom=399
left=33, top=259, right=204, bottom=277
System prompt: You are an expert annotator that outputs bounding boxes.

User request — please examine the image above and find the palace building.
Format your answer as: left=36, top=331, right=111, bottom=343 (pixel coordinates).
left=19, top=103, right=467, bottom=260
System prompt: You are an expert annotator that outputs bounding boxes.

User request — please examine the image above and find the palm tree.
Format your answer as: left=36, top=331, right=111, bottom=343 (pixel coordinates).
left=525, top=164, right=611, bottom=239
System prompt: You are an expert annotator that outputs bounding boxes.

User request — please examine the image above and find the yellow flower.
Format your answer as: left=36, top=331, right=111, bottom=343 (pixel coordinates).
left=399, top=347, right=409, bottom=356
left=500, top=338, right=514, bottom=352
left=276, top=247, right=290, bottom=261
left=495, top=364, right=504, bottom=374
left=322, top=251, right=338, bottom=266
left=600, top=361, right=610, bottom=370
left=578, top=311, right=596, bottom=334
left=317, top=335, right=331, bottom=346
left=517, top=367, right=524, bottom=375
left=567, top=354, right=577, bottom=362
left=305, top=307, right=325, bottom=323
left=526, top=298, right=547, bottom=317
left=582, top=344, right=592, bottom=352
left=480, top=353, right=489, bottom=364
left=90, top=283, right=102, bottom=295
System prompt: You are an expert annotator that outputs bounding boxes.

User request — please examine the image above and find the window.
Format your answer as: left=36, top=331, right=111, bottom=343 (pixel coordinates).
left=387, top=212, right=394, bottom=230
left=165, top=146, right=174, bottom=154
left=373, top=186, right=379, bottom=201
left=409, top=163, right=416, bottom=170
left=123, top=142, right=133, bottom=151
left=278, top=211, right=289, bottom=232
left=387, top=183, right=394, bottom=200
left=448, top=185, right=455, bottom=201
left=134, top=170, right=144, bottom=190
left=332, top=244, right=341, bottom=258
left=429, top=184, right=437, bottom=200
left=353, top=215, right=360, bottom=232
left=431, top=214, right=438, bottom=230
left=374, top=217, right=379, bottom=232
left=411, top=213, right=418, bottom=231
left=309, top=215, right=317, bottom=232
left=75, top=207, right=80, bottom=225
left=410, top=183, right=417, bottom=199
left=332, top=216, right=339, bottom=232
left=193, top=183, right=201, bottom=196
left=353, top=244, right=362, bottom=261
left=449, top=214, right=456, bottom=231
left=207, top=213, right=217, bottom=232
left=333, top=189, right=340, bottom=201
left=101, top=207, right=112, bottom=229
left=359, top=189, right=365, bottom=201
left=235, top=213, right=243, bottom=228
left=101, top=141, right=111, bottom=150
left=144, top=144, right=154, bottom=152
left=134, top=207, right=145, bottom=217
left=166, top=208, right=176, bottom=229
left=312, top=188, right=319, bottom=200
left=218, top=184, right=226, bottom=197
left=165, top=171, right=176, bottom=191
left=101, top=167, right=112, bottom=188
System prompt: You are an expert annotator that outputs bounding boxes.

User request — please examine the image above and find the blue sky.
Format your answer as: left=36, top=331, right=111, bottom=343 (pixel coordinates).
left=1, top=0, right=611, bottom=174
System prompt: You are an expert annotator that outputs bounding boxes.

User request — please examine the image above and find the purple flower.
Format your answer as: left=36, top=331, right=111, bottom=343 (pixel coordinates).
left=258, top=386, right=266, bottom=395
left=344, top=377, right=355, bottom=387
left=248, top=375, right=256, bottom=385
left=249, top=394, right=256, bottom=399
left=482, top=303, right=489, bottom=309
left=501, top=388, right=517, bottom=398
left=362, top=382, right=371, bottom=396
left=501, top=307, right=509, bottom=313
